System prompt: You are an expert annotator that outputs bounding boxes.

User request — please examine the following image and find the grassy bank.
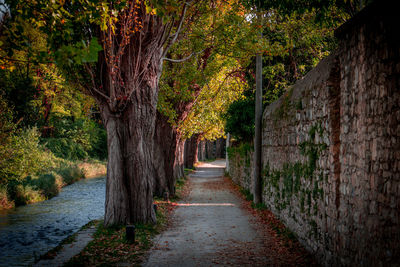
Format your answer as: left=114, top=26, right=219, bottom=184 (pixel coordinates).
left=0, top=159, right=106, bottom=210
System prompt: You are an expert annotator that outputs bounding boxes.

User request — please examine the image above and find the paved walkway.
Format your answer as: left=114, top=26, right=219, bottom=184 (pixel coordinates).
left=145, top=160, right=272, bottom=267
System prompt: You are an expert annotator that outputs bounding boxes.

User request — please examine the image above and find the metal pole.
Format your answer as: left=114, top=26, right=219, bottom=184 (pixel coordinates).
left=253, top=52, right=262, bottom=204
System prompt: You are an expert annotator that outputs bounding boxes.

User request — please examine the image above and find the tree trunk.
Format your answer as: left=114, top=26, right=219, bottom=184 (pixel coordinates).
left=205, top=140, right=215, bottom=160
left=198, top=140, right=206, bottom=161
left=153, top=112, right=180, bottom=197
left=100, top=26, right=164, bottom=225
left=102, top=98, right=157, bottom=225
left=184, top=134, right=199, bottom=169
left=174, top=138, right=185, bottom=179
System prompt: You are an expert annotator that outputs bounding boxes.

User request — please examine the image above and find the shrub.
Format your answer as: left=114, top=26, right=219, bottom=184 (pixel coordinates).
left=27, top=173, right=64, bottom=199
left=12, top=127, right=54, bottom=176
left=57, top=164, right=85, bottom=185
left=1, top=127, right=54, bottom=183
left=8, top=183, right=44, bottom=206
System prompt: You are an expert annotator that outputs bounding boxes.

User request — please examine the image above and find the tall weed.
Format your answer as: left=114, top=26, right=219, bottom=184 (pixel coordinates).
left=0, top=185, right=14, bottom=209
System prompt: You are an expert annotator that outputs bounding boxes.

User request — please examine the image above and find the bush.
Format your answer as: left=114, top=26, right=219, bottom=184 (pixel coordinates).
left=57, top=164, right=85, bottom=185
left=8, top=182, right=45, bottom=206
left=0, top=127, right=54, bottom=183
left=27, top=173, right=64, bottom=199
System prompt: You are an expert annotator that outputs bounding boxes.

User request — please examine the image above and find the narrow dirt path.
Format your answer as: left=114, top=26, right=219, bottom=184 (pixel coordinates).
left=144, top=160, right=273, bottom=267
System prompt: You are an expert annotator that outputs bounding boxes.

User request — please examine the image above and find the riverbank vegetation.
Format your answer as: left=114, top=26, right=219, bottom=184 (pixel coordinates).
left=0, top=26, right=107, bottom=209
left=0, top=110, right=107, bottom=209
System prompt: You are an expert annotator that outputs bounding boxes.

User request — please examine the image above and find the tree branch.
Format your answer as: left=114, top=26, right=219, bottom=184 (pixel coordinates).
left=162, top=1, right=192, bottom=58
left=162, top=49, right=204, bottom=63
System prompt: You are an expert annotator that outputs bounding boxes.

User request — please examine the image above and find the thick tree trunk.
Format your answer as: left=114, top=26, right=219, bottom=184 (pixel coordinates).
left=184, top=134, right=199, bottom=169
left=102, top=100, right=157, bottom=225
left=86, top=2, right=190, bottom=226
left=100, top=31, right=164, bottom=225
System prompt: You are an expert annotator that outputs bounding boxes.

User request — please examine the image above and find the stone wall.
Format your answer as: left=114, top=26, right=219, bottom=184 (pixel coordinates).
left=227, top=143, right=254, bottom=190
left=227, top=2, right=399, bottom=266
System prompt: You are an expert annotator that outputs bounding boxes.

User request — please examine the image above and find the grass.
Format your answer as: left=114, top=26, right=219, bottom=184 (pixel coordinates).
left=78, top=160, right=107, bottom=178
left=64, top=203, right=170, bottom=266
left=64, top=177, right=189, bottom=266
left=240, top=187, right=253, bottom=201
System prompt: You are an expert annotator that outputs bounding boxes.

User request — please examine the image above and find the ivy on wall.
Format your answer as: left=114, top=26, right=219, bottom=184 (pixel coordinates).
left=262, top=122, right=327, bottom=239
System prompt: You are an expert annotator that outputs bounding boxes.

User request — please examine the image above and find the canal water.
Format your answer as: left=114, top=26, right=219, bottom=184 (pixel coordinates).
left=0, top=176, right=105, bottom=267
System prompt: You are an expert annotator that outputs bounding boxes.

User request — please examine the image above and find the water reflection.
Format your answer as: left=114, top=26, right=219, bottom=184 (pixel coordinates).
left=0, top=176, right=105, bottom=267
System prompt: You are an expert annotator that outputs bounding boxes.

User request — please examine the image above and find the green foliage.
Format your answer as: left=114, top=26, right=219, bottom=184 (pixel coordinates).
left=0, top=95, right=16, bottom=184
left=252, top=202, right=267, bottom=210
left=0, top=120, right=88, bottom=207
left=45, top=138, right=88, bottom=161
left=0, top=127, right=54, bottom=183
left=157, top=1, right=257, bottom=141
left=247, top=0, right=364, bottom=20
left=227, top=142, right=253, bottom=159
left=57, top=164, right=85, bottom=185
left=7, top=182, right=45, bottom=206
left=259, top=9, right=341, bottom=107
left=3, top=161, right=84, bottom=207
left=224, top=98, right=255, bottom=142
left=25, top=173, right=64, bottom=199
left=272, top=87, right=294, bottom=123
left=44, top=115, right=107, bottom=160
left=299, top=123, right=327, bottom=176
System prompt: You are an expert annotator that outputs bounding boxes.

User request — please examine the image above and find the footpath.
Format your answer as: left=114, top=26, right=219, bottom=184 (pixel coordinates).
left=145, top=160, right=273, bottom=266
left=33, top=160, right=316, bottom=266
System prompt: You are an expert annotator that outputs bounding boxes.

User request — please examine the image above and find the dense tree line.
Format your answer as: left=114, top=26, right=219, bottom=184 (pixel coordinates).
left=0, top=0, right=367, bottom=224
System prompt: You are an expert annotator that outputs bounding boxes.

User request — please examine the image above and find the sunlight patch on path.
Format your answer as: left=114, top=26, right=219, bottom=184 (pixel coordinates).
left=175, top=203, right=235, bottom=207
